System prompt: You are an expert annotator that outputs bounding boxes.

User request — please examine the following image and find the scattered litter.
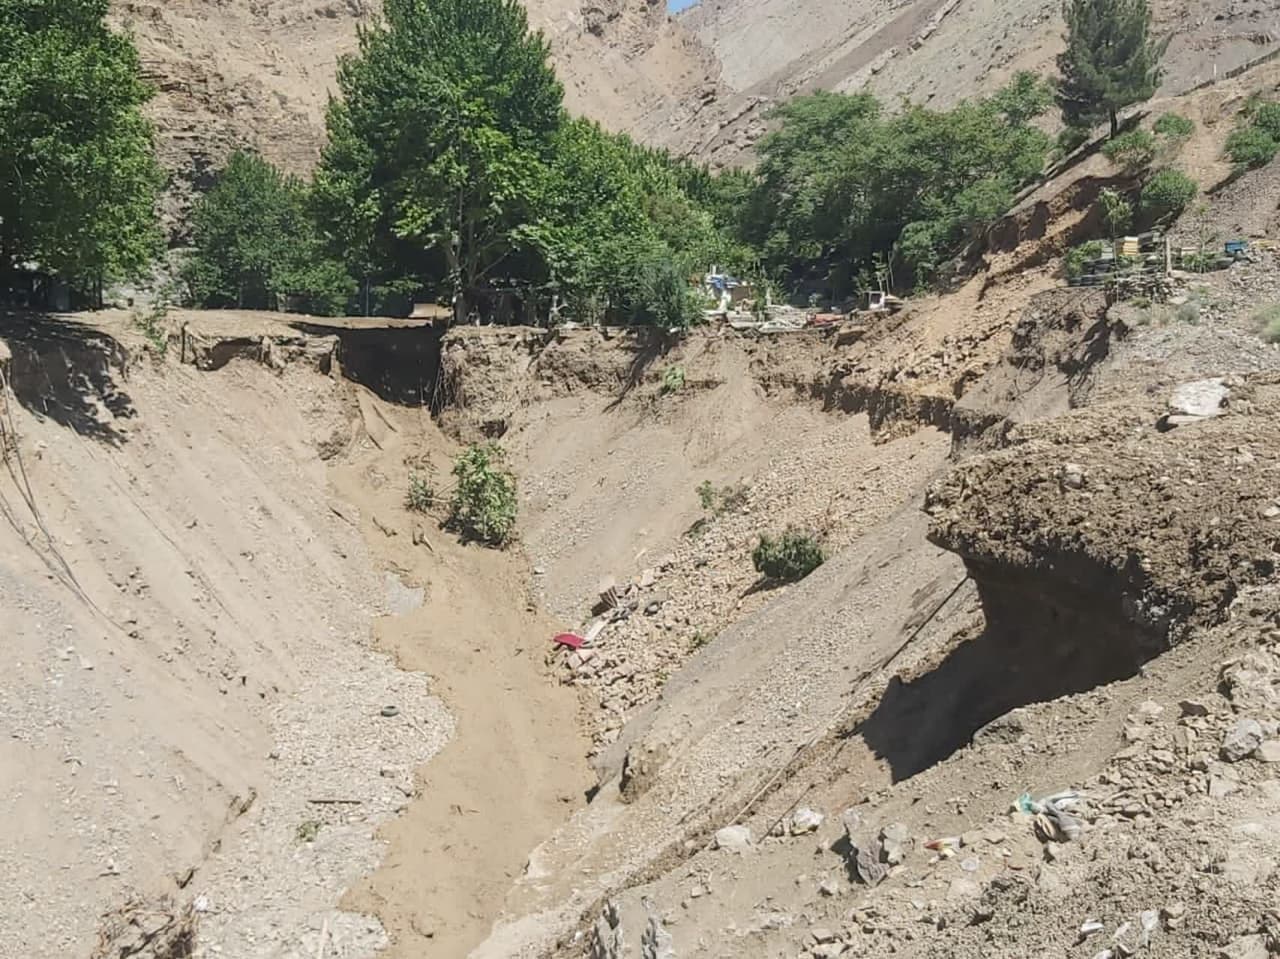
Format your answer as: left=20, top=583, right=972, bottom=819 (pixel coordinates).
left=554, top=633, right=585, bottom=650
left=1080, top=920, right=1105, bottom=938
left=960, top=857, right=980, bottom=873
left=379, top=705, right=400, bottom=717
left=924, top=836, right=960, bottom=858
left=1017, top=790, right=1084, bottom=842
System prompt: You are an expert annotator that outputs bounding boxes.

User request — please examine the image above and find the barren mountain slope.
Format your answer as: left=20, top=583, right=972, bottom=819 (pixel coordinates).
left=684, top=0, right=1280, bottom=164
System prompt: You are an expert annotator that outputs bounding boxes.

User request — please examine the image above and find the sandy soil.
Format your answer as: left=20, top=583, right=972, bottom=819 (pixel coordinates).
left=0, top=310, right=589, bottom=958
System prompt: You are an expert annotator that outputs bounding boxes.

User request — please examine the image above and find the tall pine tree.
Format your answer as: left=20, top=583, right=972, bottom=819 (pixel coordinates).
left=1057, top=0, right=1167, bottom=138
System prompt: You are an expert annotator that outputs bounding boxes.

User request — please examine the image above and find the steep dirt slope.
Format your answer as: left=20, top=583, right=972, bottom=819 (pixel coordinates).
left=0, top=311, right=589, bottom=959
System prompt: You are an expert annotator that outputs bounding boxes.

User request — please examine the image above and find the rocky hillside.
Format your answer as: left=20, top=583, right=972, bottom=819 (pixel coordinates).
left=684, top=0, right=1280, bottom=164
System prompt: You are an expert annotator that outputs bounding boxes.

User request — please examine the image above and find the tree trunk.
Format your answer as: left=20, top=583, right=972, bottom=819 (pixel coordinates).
left=1109, top=109, right=1119, bottom=139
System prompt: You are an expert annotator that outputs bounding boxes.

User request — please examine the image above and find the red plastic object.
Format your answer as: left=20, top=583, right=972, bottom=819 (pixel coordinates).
left=554, top=633, right=585, bottom=650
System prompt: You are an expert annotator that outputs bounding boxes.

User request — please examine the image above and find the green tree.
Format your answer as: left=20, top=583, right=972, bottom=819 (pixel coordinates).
left=185, top=151, right=354, bottom=314
left=1098, top=187, right=1133, bottom=237
left=745, top=77, right=1051, bottom=294
left=314, top=0, right=563, bottom=321
left=0, top=0, right=162, bottom=290
left=1057, top=0, right=1168, bottom=137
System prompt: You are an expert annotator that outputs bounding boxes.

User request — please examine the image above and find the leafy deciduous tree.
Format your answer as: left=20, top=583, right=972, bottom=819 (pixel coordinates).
left=0, top=0, right=162, bottom=289
left=314, top=0, right=563, bottom=321
left=185, top=151, right=353, bottom=315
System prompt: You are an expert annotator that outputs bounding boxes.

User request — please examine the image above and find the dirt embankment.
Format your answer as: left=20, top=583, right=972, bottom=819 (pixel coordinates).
left=0, top=310, right=590, bottom=959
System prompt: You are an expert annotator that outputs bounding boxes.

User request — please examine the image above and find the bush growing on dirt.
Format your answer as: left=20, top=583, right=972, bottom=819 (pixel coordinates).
left=697, top=480, right=749, bottom=516
left=1252, top=102, right=1280, bottom=141
left=1140, top=170, right=1198, bottom=221
left=1153, top=113, right=1194, bottom=139
left=447, top=444, right=518, bottom=547
left=1101, top=130, right=1157, bottom=171
left=1253, top=304, right=1280, bottom=343
left=406, top=472, right=436, bottom=513
left=1064, top=240, right=1105, bottom=279
left=1225, top=125, right=1278, bottom=170
left=660, top=365, right=686, bottom=394
left=752, top=528, right=825, bottom=583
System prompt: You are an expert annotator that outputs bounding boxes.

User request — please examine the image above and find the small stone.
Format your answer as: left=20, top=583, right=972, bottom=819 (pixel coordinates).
left=1255, top=740, right=1280, bottom=763
left=1133, top=700, right=1164, bottom=719
left=811, top=927, right=837, bottom=943
left=714, top=825, right=752, bottom=853
left=818, top=879, right=841, bottom=897
left=1161, top=902, right=1186, bottom=928
left=1263, top=506, right=1280, bottom=520
left=1219, top=935, right=1269, bottom=959
left=1060, top=463, right=1086, bottom=490
left=946, top=877, right=981, bottom=901
left=533, top=566, right=547, bottom=576
left=1208, top=775, right=1239, bottom=800
left=1179, top=700, right=1211, bottom=717
left=790, top=807, right=825, bottom=835
left=1221, top=718, right=1264, bottom=762
left=812, top=945, right=847, bottom=958
left=881, top=823, right=911, bottom=864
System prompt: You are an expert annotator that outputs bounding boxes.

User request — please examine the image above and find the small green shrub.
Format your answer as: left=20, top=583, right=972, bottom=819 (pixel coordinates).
left=696, top=480, right=749, bottom=516
left=1064, top=239, right=1106, bottom=279
left=296, top=820, right=322, bottom=843
left=1140, top=169, right=1199, bottom=221
left=660, top=364, right=686, bottom=395
left=448, top=444, right=518, bottom=547
left=752, top=528, right=825, bottom=583
left=1102, top=130, right=1157, bottom=171
left=1055, top=124, right=1091, bottom=157
left=1253, top=102, right=1280, bottom=140
left=688, top=630, right=711, bottom=652
left=1175, top=300, right=1201, bottom=324
left=406, top=472, right=436, bottom=513
left=1225, top=125, right=1279, bottom=169
left=1153, top=113, right=1194, bottom=139
left=1253, top=304, right=1280, bottom=343
left=132, top=302, right=170, bottom=356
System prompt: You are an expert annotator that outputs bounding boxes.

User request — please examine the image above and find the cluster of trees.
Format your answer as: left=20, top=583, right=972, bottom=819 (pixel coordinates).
left=184, top=0, right=1181, bottom=312
left=6, top=0, right=1198, bottom=317
left=186, top=0, right=741, bottom=324
left=738, top=77, right=1055, bottom=294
